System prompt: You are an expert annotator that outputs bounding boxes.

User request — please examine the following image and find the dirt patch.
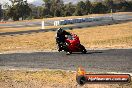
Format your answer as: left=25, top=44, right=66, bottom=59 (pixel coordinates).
left=0, top=70, right=131, bottom=88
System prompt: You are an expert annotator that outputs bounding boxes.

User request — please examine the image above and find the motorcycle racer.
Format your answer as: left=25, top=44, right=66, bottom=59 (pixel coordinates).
left=55, top=28, right=71, bottom=51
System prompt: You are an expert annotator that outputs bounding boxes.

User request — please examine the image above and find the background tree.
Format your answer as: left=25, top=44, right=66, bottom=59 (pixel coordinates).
left=92, top=2, right=108, bottom=14
left=37, top=6, right=44, bottom=18
left=85, top=0, right=92, bottom=14
left=7, top=0, right=31, bottom=21
left=74, top=1, right=86, bottom=16
left=119, top=1, right=131, bottom=11
left=54, top=9, right=61, bottom=17
left=0, top=4, right=2, bottom=20
left=19, top=0, right=32, bottom=20
left=74, top=8, right=83, bottom=16
left=1, top=3, right=10, bottom=20
left=128, top=1, right=132, bottom=12
left=104, top=0, right=114, bottom=12
left=29, top=4, right=37, bottom=19
left=1, top=0, right=132, bottom=20
left=64, top=2, right=75, bottom=16
left=29, top=4, right=44, bottom=19
left=43, top=0, right=64, bottom=17
left=53, top=0, right=64, bottom=17
left=43, top=0, right=52, bottom=16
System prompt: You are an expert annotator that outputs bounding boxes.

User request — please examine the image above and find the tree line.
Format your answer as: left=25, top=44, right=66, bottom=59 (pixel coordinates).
left=0, top=0, right=132, bottom=21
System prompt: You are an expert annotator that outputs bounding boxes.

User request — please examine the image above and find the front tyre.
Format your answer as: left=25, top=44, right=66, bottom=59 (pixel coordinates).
left=80, top=45, right=87, bottom=54
left=82, top=49, right=87, bottom=54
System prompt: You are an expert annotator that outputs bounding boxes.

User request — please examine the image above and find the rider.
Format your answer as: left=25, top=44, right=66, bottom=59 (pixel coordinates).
left=55, top=28, right=71, bottom=51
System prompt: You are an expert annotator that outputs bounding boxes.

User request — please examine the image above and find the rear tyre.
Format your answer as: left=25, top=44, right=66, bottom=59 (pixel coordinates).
left=64, top=44, right=72, bottom=55
left=66, top=51, right=72, bottom=55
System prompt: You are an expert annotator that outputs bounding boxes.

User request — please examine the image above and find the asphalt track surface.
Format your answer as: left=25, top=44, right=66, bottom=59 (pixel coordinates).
left=0, top=13, right=132, bottom=73
left=0, top=49, right=132, bottom=73
left=0, top=13, right=132, bottom=28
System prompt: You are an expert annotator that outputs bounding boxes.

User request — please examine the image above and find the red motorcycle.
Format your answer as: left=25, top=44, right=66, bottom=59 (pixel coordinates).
left=59, top=33, right=87, bottom=55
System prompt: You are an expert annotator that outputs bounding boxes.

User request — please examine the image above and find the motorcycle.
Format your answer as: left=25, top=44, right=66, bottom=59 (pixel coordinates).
left=57, top=33, right=87, bottom=55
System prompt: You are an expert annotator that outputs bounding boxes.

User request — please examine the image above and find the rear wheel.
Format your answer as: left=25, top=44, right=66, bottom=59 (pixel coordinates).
left=63, top=44, right=72, bottom=55
left=66, top=51, right=72, bottom=55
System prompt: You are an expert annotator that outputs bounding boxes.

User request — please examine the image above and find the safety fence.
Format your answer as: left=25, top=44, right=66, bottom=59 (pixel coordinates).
left=41, top=16, right=113, bottom=29
left=53, top=16, right=113, bottom=26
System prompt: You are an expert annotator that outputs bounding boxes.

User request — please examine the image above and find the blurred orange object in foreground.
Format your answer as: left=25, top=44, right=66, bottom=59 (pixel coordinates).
left=77, top=67, right=86, bottom=76
left=76, top=67, right=131, bottom=86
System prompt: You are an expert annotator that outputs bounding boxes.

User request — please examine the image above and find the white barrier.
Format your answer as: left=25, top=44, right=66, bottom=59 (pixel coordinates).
left=76, top=18, right=81, bottom=23
left=54, top=21, right=56, bottom=26
left=53, top=16, right=113, bottom=26
left=72, top=19, right=77, bottom=23
left=82, top=18, right=86, bottom=22
left=68, top=19, right=73, bottom=24
left=76, top=18, right=84, bottom=23
left=86, top=17, right=95, bottom=22
left=42, top=21, right=45, bottom=29
left=54, top=21, right=60, bottom=26
left=60, top=20, right=66, bottom=25
left=85, top=18, right=91, bottom=22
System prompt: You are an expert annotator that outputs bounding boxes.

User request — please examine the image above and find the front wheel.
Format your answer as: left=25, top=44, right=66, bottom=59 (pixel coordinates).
left=79, top=45, right=87, bottom=54
left=82, top=49, right=87, bottom=54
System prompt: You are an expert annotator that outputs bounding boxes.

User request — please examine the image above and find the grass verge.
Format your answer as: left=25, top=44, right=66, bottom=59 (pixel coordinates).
left=0, top=22, right=132, bottom=52
left=0, top=70, right=131, bottom=88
